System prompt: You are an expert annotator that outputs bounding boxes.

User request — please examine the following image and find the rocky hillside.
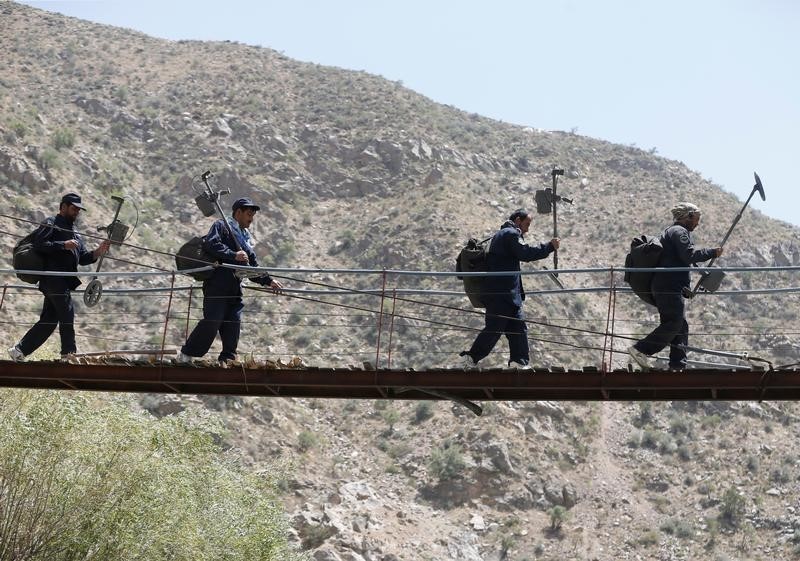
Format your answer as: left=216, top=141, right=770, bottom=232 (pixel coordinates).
left=3, top=3, right=800, bottom=560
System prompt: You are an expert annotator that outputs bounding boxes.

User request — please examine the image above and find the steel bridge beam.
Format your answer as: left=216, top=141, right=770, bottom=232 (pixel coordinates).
left=0, top=361, right=795, bottom=402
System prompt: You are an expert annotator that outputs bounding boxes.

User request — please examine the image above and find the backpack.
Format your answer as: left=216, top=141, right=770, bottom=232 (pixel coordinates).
left=455, top=236, right=492, bottom=308
left=175, top=236, right=215, bottom=281
left=624, top=234, right=663, bottom=306
left=12, top=218, right=53, bottom=284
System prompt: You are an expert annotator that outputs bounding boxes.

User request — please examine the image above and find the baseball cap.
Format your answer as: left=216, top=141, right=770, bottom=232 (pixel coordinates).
left=61, top=192, right=86, bottom=210
left=232, top=197, right=261, bottom=212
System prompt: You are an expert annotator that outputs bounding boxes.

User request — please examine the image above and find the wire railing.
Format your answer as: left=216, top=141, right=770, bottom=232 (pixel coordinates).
left=1, top=260, right=798, bottom=371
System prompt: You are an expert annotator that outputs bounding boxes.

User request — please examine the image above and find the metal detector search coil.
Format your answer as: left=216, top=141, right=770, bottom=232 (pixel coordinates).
left=84, top=195, right=127, bottom=307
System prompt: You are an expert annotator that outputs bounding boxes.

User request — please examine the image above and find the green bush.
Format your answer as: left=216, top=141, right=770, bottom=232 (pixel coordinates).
left=719, top=487, right=746, bottom=528
left=769, top=466, right=791, bottom=484
left=659, top=518, right=694, bottom=539
left=38, top=147, right=60, bottom=170
left=428, top=443, right=465, bottom=482
left=52, top=127, right=75, bottom=150
left=414, top=401, right=434, bottom=423
left=637, top=529, right=659, bottom=547
left=635, top=402, right=654, bottom=426
left=640, top=429, right=676, bottom=455
left=548, top=505, right=568, bottom=530
left=0, top=389, right=299, bottom=561
left=668, top=414, right=692, bottom=436
left=113, top=85, right=129, bottom=105
left=10, top=120, right=27, bottom=138
left=381, top=408, right=400, bottom=433
left=700, top=414, right=722, bottom=430
left=297, top=430, right=318, bottom=452
left=385, top=442, right=412, bottom=460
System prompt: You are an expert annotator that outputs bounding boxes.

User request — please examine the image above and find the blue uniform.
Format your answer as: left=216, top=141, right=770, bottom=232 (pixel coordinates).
left=634, top=224, right=716, bottom=369
left=181, top=218, right=273, bottom=361
left=466, top=220, right=554, bottom=366
left=19, top=214, right=97, bottom=356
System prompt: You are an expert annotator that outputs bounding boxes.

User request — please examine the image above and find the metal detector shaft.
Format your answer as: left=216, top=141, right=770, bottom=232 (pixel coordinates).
left=545, top=168, right=566, bottom=290
left=551, top=169, right=560, bottom=272
left=202, top=172, right=242, bottom=252
left=691, top=172, right=765, bottom=295
left=83, top=195, right=125, bottom=307
left=92, top=195, right=124, bottom=273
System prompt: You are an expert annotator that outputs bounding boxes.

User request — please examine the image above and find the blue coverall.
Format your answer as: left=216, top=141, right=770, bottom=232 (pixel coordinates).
left=181, top=218, right=273, bottom=361
left=19, top=215, right=97, bottom=356
left=633, top=224, right=716, bottom=369
left=465, top=220, right=554, bottom=366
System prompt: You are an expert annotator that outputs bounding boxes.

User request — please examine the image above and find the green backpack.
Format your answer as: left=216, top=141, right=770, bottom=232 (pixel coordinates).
left=455, top=236, right=492, bottom=308
left=12, top=219, right=53, bottom=284
left=623, top=233, right=663, bottom=306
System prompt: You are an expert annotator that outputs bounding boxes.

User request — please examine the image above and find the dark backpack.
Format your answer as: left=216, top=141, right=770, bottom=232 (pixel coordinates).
left=624, top=234, right=663, bottom=307
left=456, top=236, right=492, bottom=308
left=12, top=219, right=53, bottom=284
left=175, top=236, right=215, bottom=281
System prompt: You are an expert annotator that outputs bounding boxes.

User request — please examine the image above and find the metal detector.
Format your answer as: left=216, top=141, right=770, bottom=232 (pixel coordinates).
left=535, top=168, right=574, bottom=289
left=195, top=171, right=243, bottom=252
left=691, top=172, right=766, bottom=296
left=84, top=195, right=128, bottom=307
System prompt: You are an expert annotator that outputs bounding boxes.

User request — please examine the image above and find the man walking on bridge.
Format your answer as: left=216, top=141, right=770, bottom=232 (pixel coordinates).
left=8, top=193, right=110, bottom=362
left=460, top=209, right=560, bottom=369
left=628, top=202, right=722, bottom=371
left=177, top=197, right=282, bottom=365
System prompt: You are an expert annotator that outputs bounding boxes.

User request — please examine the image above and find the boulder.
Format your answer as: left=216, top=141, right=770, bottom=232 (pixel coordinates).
left=250, top=403, right=274, bottom=425
left=148, top=395, right=185, bottom=418
left=436, top=146, right=469, bottom=167
left=446, top=531, right=483, bottom=561
left=74, top=96, right=118, bottom=118
left=563, top=482, right=579, bottom=508
left=509, top=488, right=535, bottom=510
left=340, top=481, right=377, bottom=503
left=523, top=401, right=566, bottom=420
left=407, top=138, right=433, bottom=160
left=352, top=146, right=381, bottom=167
left=484, top=441, right=515, bottom=475
left=267, top=134, right=290, bottom=154
left=544, top=482, right=565, bottom=506
left=0, top=147, right=49, bottom=190
left=470, top=513, right=486, bottom=531
left=375, top=139, right=404, bottom=173
left=423, top=167, right=443, bottom=187
left=211, top=117, right=233, bottom=137
left=313, top=548, right=343, bottom=561
left=543, top=481, right=578, bottom=508
left=771, top=245, right=792, bottom=267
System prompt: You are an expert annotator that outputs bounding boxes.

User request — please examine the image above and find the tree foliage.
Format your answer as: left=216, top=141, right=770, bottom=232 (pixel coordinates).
left=0, top=389, right=303, bottom=561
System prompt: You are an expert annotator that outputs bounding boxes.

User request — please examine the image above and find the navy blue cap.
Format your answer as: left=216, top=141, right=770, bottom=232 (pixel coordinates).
left=61, top=192, right=86, bottom=210
left=232, top=198, right=261, bottom=212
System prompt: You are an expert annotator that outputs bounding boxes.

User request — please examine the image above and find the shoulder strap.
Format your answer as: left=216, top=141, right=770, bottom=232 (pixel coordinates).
left=35, top=216, right=56, bottom=239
